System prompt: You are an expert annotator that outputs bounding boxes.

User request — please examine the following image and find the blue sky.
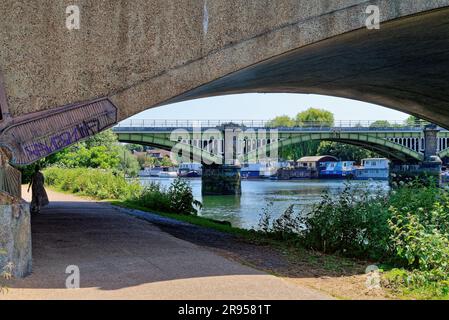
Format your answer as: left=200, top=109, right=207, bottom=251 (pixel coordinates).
left=128, top=93, right=409, bottom=121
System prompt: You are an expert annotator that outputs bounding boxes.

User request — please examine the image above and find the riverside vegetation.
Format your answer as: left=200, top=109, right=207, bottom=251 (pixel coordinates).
left=43, top=166, right=448, bottom=299
left=258, top=181, right=449, bottom=299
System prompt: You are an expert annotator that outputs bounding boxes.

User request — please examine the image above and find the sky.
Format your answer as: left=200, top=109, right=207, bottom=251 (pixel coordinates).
left=127, top=93, right=409, bottom=122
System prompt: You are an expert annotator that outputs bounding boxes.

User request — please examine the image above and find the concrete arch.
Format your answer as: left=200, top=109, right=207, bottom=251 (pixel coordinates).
left=0, top=2, right=447, bottom=124
left=1, top=2, right=449, bottom=165
left=244, top=132, right=424, bottom=163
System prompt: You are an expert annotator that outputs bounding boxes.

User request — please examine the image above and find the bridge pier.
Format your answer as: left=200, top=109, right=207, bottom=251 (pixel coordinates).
left=201, top=124, right=243, bottom=196
left=202, top=164, right=242, bottom=196
left=390, top=124, right=442, bottom=186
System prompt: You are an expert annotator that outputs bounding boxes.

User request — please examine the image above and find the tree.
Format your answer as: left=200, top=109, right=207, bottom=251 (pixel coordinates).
left=118, top=147, right=140, bottom=177
left=369, top=120, right=391, bottom=128
left=296, top=108, right=334, bottom=127
left=135, top=153, right=147, bottom=169
left=317, top=141, right=378, bottom=164
left=21, top=129, right=141, bottom=180
left=124, top=144, right=144, bottom=153
left=83, top=129, right=118, bottom=149
left=270, top=108, right=333, bottom=159
left=404, top=115, right=430, bottom=127
left=266, top=115, right=295, bottom=128
left=160, top=155, right=176, bottom=167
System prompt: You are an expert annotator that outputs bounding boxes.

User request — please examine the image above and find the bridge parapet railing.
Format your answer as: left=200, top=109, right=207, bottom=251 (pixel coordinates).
left=115, top=119, right=431, bottom=130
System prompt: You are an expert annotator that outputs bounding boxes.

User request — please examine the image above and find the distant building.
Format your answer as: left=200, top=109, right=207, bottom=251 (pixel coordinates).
left=146, top=149, right=171, bottom=160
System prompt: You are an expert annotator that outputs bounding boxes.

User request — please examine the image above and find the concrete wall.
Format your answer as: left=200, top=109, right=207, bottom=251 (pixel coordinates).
left=0, top=194, right=32, bottom=278
left=0, top=0, right=448, bottom=124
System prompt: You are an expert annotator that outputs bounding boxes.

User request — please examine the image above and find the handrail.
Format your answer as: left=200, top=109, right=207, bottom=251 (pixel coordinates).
left=114, top=119, right=433, bottom=130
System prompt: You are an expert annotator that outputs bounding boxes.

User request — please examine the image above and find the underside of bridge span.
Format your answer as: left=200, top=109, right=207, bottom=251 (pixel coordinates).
left=167, top=7, right=449, bottom=128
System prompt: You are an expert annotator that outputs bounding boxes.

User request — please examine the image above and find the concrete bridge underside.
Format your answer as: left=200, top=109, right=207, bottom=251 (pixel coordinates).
left=1, top=1, right=449, bottom=165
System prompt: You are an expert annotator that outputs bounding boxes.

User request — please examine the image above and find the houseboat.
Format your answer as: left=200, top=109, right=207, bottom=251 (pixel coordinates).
left=139, top=167, right=163, bottom=177
left=157, top=166, right=178, bottom=178
left=178, top=163, right=202, bottom=177
left=241, top=161, right=284, bottom=179
left=320, top=161, right=355, bottom=179
left=355, top=158, right=390, bottom=180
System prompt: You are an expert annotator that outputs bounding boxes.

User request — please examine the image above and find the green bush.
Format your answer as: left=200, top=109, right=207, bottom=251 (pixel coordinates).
left=298, top=184, right=391, bottom=259
left=131, top=178, right=202, bottom=215
left=44, top=167, right=141, bottom=200
left=257, top=181, right=449, bottom=298
left=45, top=168, right=202, bottom=215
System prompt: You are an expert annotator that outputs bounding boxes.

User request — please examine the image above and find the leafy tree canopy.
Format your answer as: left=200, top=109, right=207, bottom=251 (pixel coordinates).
left=317, top=141, right=378, bottom=164
left=20, top=130, right=141, bottom=181
left=296, top=108, right=334, bottom=126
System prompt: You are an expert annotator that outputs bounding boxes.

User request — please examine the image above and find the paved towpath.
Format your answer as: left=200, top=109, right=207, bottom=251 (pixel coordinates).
left=3, top=187, right=331, bottom=300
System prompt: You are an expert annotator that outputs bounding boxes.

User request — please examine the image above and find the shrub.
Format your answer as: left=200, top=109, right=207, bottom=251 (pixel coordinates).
left=298, top=184, right=391, bottom=259
left=132, top=178, right=202, bottom=215
left=167, top=178, right=202, bottom=215
left=130, top=182, right=171, bottom=213
left=295, top=181, right=449, bottom=297
left=44, top=168, right=202, bottom=216
left=44, top=167, right=141, bottom=200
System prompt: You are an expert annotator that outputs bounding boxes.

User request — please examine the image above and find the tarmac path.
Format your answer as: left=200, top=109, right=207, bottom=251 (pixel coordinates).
left=2, top=187, right=332, bottom=300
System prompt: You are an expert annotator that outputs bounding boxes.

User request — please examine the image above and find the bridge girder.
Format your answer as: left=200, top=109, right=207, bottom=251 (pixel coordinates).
left=272, top=132, right=423, bottom=162
left=117, top=131, right=424, bottom=164
left=117, top=133, right=222, bottom=164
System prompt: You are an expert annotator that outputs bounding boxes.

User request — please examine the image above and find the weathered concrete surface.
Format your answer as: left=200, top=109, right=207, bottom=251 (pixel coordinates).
left=3, top=187, right=331, bottom=299
left=0, top=0, right=449, bottom=129
left=0, top=193, right=32, bottom=278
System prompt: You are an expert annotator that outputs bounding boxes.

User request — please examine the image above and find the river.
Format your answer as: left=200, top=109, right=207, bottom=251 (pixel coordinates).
left=140, top=178, right=389, bottom=229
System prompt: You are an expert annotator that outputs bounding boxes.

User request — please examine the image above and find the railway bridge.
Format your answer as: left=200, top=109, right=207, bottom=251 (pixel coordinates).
left=113, top=119, right=445, bottom=195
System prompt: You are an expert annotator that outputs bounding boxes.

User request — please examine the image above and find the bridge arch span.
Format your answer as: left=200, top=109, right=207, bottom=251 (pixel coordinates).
left=117, top=133, right=222, bottom=165
left=245, top=132, right=424, bottom=163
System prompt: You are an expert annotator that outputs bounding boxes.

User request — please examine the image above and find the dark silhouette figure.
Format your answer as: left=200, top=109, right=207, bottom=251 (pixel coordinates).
left=28, top=166, right=49, bottom=213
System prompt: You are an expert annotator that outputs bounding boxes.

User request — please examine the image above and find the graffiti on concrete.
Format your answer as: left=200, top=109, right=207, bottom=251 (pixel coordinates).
left=24, top=118, right=106, bottom=159
left=0, top=98, right=118, bottom=165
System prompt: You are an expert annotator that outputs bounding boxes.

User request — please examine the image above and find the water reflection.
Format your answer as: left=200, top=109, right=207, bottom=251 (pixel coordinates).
left=140, top=178, right=389, bottom=229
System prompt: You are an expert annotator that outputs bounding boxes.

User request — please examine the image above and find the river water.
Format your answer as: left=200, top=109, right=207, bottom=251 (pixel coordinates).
left=140, top=178, right=389, bottom=229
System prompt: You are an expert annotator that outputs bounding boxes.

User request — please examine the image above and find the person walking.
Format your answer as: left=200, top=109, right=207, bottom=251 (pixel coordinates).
left=27, top=166, right=49, bottom=213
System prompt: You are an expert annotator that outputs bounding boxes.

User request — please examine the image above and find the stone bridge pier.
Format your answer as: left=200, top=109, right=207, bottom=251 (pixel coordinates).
left=202, top=126, right=242, bottom=196
left=390, top=124, right=442, bottom=186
